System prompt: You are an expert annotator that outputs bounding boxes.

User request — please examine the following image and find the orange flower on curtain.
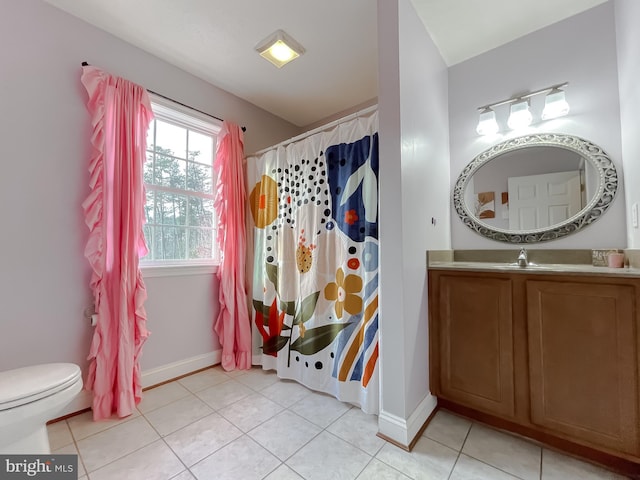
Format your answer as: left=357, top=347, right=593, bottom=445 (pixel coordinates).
left=249, top=175, right=278, bottom=228
left=324, top=268, right=363, bottom=319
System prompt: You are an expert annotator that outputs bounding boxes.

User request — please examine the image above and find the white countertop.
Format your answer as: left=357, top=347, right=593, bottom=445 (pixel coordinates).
left=427, top=261, right=640, bottom=277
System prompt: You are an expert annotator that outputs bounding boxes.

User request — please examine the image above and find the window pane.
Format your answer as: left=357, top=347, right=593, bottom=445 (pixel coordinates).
left=144, top=152, right=154, bottom=185
left=153, top=152, right=186, bottom=189
left=187, top=163, right=213, bottom=194
left=142, top=224, right=154, bottom=260
left=189, top=130, right=213, bottom=164
left=189, top=228, right=213, bottom=259
left=188, top=197, right=214, bottom=227
left=144, top=102, right=219, bottom=264
left=156, top=192, right=187, bottom=225
left=156, top=120, right=187, bottom=159
left=145, top=190, right=155, bottom=223
left=155, top=226, right=186, bottom=260
left=146, top=121, right=155, bottom=151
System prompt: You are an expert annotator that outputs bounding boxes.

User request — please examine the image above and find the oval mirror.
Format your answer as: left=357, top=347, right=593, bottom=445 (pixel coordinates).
left=453, top=133, right=618, bottom=243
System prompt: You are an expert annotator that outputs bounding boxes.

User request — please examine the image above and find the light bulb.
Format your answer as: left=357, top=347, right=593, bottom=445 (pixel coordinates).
left=507, top=100, right=532, bottom=130
left=542, top=89, right=570, bottom=120
left=476, top=108, right=499, bottom=136
left=269, top=41, right=296, bottom=62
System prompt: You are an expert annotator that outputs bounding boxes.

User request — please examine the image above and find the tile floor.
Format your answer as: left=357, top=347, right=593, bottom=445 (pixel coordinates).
left=47, top=366, right=629, bottom=480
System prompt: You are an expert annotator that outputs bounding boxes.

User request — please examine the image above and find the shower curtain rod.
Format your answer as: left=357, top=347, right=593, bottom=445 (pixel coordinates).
left=250, top=104, right=378, bottom=157
left=81, top=62, right=246, bottom=132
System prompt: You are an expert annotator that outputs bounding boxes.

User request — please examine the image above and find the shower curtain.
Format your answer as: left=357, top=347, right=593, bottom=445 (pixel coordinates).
left=246, top=110, right=379, bottom=414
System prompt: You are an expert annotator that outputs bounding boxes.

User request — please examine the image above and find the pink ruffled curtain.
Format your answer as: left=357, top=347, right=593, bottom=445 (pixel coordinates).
left=81, top=65, right=154, bottom=420
left=213, top=122, right=252, bottom=370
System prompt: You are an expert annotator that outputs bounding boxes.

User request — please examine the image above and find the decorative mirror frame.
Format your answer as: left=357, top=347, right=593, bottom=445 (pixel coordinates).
left=453, top=133, right=618, bottom=243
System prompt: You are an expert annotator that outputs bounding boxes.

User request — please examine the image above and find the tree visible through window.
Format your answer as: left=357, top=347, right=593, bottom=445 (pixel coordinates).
left=142, top=98, right=220, bottom=264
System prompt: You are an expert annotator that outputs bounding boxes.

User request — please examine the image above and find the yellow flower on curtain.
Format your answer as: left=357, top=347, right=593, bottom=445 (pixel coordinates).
left=324, top=267, right=363, bottom=319
left=274, top=203, right=346, bottom=303
left=249, top=175, right=278, bottom=228
left=296, top=229, right=316, bottom=273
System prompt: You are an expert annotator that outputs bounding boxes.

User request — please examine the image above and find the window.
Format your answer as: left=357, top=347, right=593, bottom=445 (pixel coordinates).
left=142, top=95, right=221, bottom=267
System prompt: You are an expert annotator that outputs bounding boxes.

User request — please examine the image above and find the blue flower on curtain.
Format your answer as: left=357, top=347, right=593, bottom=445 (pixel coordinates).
left=325, top=133, right=379, bottom=242
left=362, top=241, right=378, bottom=272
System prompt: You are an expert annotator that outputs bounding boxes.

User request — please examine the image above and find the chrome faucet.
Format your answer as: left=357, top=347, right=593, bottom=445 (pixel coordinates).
left=517, top=247, right=528, bottom=267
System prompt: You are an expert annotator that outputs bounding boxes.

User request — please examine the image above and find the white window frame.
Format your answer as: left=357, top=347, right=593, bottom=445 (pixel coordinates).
left=141, top=93, right=221, bottom=277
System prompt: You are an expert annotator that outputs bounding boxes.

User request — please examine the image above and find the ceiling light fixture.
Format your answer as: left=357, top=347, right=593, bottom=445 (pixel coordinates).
left=475, top=82, right=569, bottom=135
left=255, top=29, right=305, bottom=68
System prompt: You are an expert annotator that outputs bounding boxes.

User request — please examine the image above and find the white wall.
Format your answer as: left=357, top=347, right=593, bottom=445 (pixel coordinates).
left=614, top=0, right=640, bottom=248
left=378, top=0, right=450, bottom=446
left=0, top=0, right=299, bottom=385
left=448, top=2, right=626, bottom=250
left=141, top=272, right=220, bottom=373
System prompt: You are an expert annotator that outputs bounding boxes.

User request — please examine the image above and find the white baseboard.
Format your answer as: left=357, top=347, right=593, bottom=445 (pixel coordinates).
left=56, top=350, right=222, bottom=418
left=378, top=393, right=437, bottom=447
left=141, top=350, right=221, bottom=388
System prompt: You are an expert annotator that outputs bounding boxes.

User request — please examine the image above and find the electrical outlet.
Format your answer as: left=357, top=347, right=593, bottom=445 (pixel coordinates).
left=633, top=203, right=639, bottom=229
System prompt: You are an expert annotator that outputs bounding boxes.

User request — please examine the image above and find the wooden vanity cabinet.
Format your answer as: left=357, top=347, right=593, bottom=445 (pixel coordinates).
left=428, top=269, right=640, bottom=465
left=526, top=279, right=639, bottom=456
left=429, top=273, right=516, bottom=418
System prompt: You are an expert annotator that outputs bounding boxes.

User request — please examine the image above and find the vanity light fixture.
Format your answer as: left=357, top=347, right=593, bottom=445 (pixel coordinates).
left=255, top=29, right=305, bottom=68
left=475, top=82, right=569, bottom=135
left=476, top=107, right=499, bottom=136
left=542, top=88, right=570, bottom=120
left=507, top=100, right=533, bottom=130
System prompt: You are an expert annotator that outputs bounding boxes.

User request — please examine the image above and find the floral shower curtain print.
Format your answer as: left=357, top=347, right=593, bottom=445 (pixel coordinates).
left=246, top=111, right=379, bottom=414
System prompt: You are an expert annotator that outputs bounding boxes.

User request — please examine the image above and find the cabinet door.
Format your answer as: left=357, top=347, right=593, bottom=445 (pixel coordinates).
left=438, top=275, right=515, bottom=418
left=527, top=280, right=639, bottom=455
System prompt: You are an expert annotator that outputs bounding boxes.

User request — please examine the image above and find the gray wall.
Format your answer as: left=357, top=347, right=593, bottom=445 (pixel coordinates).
left=0, top=0, right=299, bottom=381
left=378, top=0, right=450, bottom=445
left=615, top=0, right=640, bottom=248
left=448, top=2, right=625, bottom=249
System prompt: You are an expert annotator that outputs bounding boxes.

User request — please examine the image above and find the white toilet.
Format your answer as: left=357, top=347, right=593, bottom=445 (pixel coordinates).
left=0, top=363, right=83, bottom=454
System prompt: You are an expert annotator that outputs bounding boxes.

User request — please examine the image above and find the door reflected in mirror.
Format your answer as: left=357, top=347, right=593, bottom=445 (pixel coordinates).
left=467, top=146, right=598, bottom=230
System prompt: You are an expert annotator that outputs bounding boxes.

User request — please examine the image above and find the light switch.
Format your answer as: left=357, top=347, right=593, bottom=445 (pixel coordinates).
left=632, top=203, right=638, bottom=228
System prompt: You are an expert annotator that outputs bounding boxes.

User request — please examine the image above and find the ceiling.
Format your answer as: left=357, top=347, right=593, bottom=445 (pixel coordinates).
left=43, top=0, right=607, bottom=128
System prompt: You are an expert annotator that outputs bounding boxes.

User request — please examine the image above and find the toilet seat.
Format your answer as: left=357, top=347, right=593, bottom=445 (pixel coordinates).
left=0, top=363, right=82, bottom=411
